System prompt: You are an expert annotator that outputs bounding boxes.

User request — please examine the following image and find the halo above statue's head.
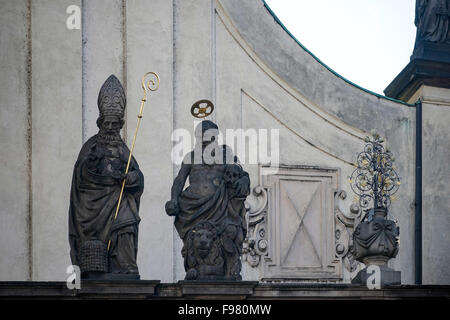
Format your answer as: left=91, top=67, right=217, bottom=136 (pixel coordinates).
left=191, top=99, right=214, bottom=118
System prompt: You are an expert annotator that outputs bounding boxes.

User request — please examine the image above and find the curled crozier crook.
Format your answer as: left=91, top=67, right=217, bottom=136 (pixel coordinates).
left=107, top=71, right=159, bottom=251
left=141, top=71, right=160, bottom=101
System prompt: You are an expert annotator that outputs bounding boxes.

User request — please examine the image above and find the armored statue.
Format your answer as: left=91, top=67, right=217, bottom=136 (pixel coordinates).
left=165, top=120, right=250, bottom=280
left=68, top=75, right=143, bottom=279
left=415, top=0, right=450, bottom=46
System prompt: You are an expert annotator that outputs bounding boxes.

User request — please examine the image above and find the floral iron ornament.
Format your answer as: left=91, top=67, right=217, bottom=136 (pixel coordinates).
left=349, top=131, right=401, bottom=285
left=349, top=131, right=400, bottom=216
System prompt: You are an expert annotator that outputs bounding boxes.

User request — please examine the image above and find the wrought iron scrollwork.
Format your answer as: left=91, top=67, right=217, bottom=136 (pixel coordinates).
left=349, top=132, right=400, bottom=216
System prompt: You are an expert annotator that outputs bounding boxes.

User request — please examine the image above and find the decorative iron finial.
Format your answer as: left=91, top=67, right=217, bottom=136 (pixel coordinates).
left=348, top=131, right=401, bottom=216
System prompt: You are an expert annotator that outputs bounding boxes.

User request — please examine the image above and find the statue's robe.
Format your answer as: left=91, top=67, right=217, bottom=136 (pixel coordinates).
left=175, top=178, right=230, bottom=239
left=415, top=0, right=450, bottom=44
left=68, top=135, right=143, bottom=274
left=174, top=161, right=248, bottom=241
left=174, top=159, right=249, bottom=278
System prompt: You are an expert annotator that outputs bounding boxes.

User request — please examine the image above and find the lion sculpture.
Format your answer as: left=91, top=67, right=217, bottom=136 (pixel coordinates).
left=182, top=221, right=224, bottom=280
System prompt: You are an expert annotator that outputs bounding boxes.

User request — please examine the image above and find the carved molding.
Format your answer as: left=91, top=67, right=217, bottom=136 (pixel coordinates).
left=244, top=166, right=362, bottom=280
left=243, top=186, right=268, bottom=267
left=334, top=190, right=361, bottom=273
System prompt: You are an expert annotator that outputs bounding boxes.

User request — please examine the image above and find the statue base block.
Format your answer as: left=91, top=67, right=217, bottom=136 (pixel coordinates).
left=384, top=41, right=450, bottom=101
left=352, top=265, right=401, bottom=287
left=411, top=41, right=450, bottom=64
left=82, top=272, right=140, bottom=281
left=3, top=281, right=450, bottom=299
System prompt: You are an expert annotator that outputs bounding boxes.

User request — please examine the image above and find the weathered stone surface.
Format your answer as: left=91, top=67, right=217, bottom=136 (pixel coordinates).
left=389, top=84, right=450, bottom=285
left=259, top=166, right=342, bottom=280
left=0, top=281, right=449, bottom=299
left=0, top=0, right=30, bottom=281
left=126, top=0, right=175, bottom=283
left=0, top=281, right=159, bottom=298
left=82, top=0, right=124, bottom=142
left=0, top=0, right=441, bottom=286
left=178, top=280, right=258, bottom=298
left=31, top=0, right=82, bottom=281
left=216, top=0, right=416, bottom=283
left=418, top=86, right=450, bottom=285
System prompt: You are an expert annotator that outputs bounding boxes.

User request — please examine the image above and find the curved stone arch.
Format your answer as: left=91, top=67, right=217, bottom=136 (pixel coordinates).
left=216, top=3, right=366, bottom=141
left=218, top=0, right=415, bottom=135
left=215, top=2, right=367, bottom=165
left=214, top=0, right=413, bottom=168
left=213, top=0, right=416, bottom=283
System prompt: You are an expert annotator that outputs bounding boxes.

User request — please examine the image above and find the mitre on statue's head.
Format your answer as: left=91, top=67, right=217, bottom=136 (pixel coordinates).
left=97, top=74, right=126, bottom=118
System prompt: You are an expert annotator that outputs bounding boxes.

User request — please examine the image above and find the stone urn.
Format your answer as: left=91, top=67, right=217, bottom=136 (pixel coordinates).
left=351, top=208, right=401, bottom=286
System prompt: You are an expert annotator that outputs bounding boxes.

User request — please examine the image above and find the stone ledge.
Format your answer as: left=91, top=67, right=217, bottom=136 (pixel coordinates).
left=177, top=281, right=259, bottom=300
left=0, top=281, right=449, bottom=300
left=384, top=58, right=450, bottom=102
left=0, top=281, right=160, bottom=299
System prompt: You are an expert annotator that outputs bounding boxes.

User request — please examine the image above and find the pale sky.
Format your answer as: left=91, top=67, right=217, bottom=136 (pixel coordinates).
left=263, top=0, right=417, bottom=95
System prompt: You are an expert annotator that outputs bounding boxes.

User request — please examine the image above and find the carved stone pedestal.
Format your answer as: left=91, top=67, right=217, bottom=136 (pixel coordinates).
left=2, top=281, right=449, bottom=299
left=352, top=264, right=401, bottom=286
left=82, top=272, right=140, bottom=281
left=351, top=208, right=401, bottom=286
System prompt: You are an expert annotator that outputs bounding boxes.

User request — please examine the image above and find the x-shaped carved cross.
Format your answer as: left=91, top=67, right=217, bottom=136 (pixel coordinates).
left=282, top=186, right=322, bottom=267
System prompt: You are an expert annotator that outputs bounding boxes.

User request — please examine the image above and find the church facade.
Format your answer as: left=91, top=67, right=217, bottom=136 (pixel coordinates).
left=0, top=0, right=449, bottom=289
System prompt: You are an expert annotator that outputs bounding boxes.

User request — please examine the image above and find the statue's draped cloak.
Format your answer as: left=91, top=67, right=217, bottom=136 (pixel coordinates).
left=353, top=218, right=399, bottom=260
left=68, top=135, right=143, bottom=266
left=415, top=0, right=450, bottom=44
left=175, top=177, right=248, bottom=241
